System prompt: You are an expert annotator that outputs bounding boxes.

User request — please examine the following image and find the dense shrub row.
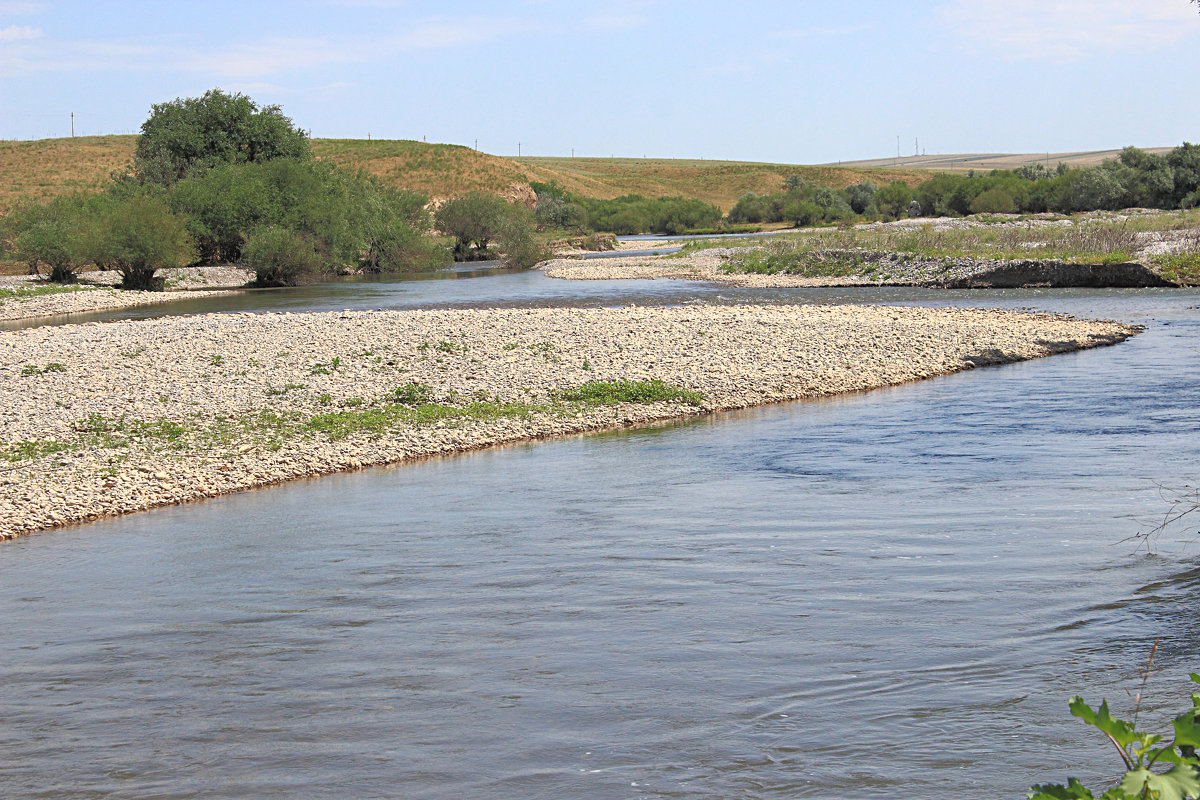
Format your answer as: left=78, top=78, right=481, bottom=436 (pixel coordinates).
left=910, top=145, right=1200, bottom=215
left=530, top=182, right=722, bottom=235
left=2, top=191, right=195, bottom=289
left=724, top=145, right=1200, bottom=229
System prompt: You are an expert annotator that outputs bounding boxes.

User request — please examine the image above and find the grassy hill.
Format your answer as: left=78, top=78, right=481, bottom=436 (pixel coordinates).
left=312, top=139, right=532, bottom=199
left=0, top=135, right=135, bottom=210
left=515, top=157, right=923, bottom=211
left=0, top=135, right=949, bottom=214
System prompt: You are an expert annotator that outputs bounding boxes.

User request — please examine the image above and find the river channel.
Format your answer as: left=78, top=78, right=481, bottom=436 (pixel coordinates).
left=2, top=272, right=1199, bottom=798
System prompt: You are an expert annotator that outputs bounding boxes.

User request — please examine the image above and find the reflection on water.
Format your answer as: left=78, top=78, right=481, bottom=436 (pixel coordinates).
left=1, top=289, right=1199, bottom=798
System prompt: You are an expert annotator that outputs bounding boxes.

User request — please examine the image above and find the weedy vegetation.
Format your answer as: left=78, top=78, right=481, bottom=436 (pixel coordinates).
left=1030, top=646, right=1200, bottom=800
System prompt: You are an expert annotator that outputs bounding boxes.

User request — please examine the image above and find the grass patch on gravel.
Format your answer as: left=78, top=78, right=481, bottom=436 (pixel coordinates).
left=2, top=439, right=74, bottom=462
left=0, top=284, right=95, bottom=301
left=555, top=379, right=705, bottom=406
left=1, top=378, right=707, bottom=463
left=306, top=399, right=540, bottom=440
left=723, top=249, right=880, bottom=277
left=683, top=217, right=1172, bottom=272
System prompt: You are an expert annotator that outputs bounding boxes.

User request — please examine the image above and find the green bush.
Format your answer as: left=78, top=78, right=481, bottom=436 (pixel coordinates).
left=845, top=182, right=878, bottom=215
left=781, top=199, right=824, bottom=227
left=87, top=194, right=196, bottom=291
left=362, top=223, right=451, bottom=272
left=727, top=192, right=770, bottom=224
left=969, top=187, right=1017, bottom=214
left=874, top=181, right=915, bottom=219
left=241, top=227, right=322, bottom=287
left=496, top=202, right=550, bottom=268
left=11, top=197, right=86, bottom=282
left=434, top=191, right=507, bottom=257
left=391, top=382, right=434, bottom=405
left=171, top=159, right=440, bottom=272
left=134, top=88, right=310, bottom=186
left=532, top=182, right=586, bottom=230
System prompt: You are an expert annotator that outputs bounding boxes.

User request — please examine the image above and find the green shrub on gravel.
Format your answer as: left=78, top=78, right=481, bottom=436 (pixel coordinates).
left=390, top=382, right=435, bottom=405
left=555, top=379, right=705, bottom=406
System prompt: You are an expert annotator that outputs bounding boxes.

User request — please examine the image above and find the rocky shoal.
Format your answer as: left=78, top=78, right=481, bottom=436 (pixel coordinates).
left=0, top=304, right=1138, bottom=539
left=0, top=266, right=254, bottom=323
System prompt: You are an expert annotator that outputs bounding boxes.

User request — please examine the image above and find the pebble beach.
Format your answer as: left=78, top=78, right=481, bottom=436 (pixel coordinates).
left=0, top=304, right=1137, bottom=539
left=0, top=266, right=253, bottom=323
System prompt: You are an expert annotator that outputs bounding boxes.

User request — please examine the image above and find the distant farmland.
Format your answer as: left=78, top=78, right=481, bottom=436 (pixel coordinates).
left=832, top=147, right=1174, bottom=172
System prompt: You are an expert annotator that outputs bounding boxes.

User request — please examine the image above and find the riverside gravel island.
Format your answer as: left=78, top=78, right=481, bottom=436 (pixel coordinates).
left=0, top=304, right=1137, bottom=539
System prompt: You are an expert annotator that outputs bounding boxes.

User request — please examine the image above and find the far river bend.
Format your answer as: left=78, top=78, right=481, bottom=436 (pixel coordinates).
left=2, top=280, right=1200, bottom=799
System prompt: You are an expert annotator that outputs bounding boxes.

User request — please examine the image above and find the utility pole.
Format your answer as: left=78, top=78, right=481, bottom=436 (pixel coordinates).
left=70, top=112, right=74, bottom=137
left=474, top=138, right=478, bottom=150
left=571, top=147, right=574, bottom=158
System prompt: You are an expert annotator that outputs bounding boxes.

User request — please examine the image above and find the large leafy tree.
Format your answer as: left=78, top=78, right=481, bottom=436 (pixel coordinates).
left=134, top=89, right=310, bottom=186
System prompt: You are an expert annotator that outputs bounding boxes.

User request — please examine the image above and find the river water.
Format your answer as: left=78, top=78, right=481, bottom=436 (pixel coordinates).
left=2, top=275, right=1200, bottom=799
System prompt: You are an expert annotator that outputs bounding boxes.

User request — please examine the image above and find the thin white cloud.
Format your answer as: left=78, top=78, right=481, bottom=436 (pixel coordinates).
left=396, top=16, right=540, bottom=50
left=768, top=24, right=867, bottom=41
left=313, top=0, right=408, bottom=6
left=583, top=14, right=644, bottom=32
left=0, top=23, right=39, bottom=40
left=220, top=81, right=288, bottom=96
left=0, top=1, right=45, bottom=14
left=184, top=37, right=364, bottom=78
left=938, top=0, right=1198, bottom=61
left=1, top=14, right=546, bottom=79
left=0, top=38, right=158, bottom=76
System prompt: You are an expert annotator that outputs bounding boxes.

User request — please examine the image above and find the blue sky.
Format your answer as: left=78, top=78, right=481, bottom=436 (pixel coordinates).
left=2, top=0, right=1199, bottom=163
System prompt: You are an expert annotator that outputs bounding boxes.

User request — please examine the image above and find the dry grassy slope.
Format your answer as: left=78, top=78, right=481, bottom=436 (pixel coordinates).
left=0, top=135, right=923, bottom=213
left=0, top=135, right=136, bottom=210
left=515, top=157, right=925, bottom=211
left=311, top=139, right=530, bottom=199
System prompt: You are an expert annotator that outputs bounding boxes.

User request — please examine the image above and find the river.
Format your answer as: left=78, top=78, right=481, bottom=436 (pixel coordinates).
left=2, top=274, right=1199, bottom=798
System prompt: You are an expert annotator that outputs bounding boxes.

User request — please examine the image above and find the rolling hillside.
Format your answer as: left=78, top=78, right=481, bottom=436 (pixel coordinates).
left=6, top=136, right=1151, bottom=214
left=514, top=157, right=924, bottom=211
left=0, top=136, right=135, bottom=209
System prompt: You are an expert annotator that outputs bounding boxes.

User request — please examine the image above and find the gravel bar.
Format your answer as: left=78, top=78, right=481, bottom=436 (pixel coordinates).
left=0, top=266, right=254, bottom=322
left=0, top=304, right=1137, bottom=539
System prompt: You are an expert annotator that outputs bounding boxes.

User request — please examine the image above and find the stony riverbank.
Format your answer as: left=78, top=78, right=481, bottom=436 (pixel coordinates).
left=0, top=304, right=1137, bottom=539
left=0, top=266, right=253, bottom=322
left=540, top=249, right=1177, bottom=288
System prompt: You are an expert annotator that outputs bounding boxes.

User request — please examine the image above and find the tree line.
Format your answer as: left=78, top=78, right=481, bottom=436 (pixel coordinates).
left=726, top=146, right=1200, bottom=229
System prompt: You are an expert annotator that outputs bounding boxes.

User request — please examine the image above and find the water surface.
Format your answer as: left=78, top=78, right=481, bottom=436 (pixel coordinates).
left=3, top=290, right=1199, bottom=798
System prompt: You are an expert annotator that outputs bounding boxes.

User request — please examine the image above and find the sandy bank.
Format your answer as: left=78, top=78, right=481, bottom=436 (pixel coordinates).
left=0, top=304, right=1137, bottom=539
